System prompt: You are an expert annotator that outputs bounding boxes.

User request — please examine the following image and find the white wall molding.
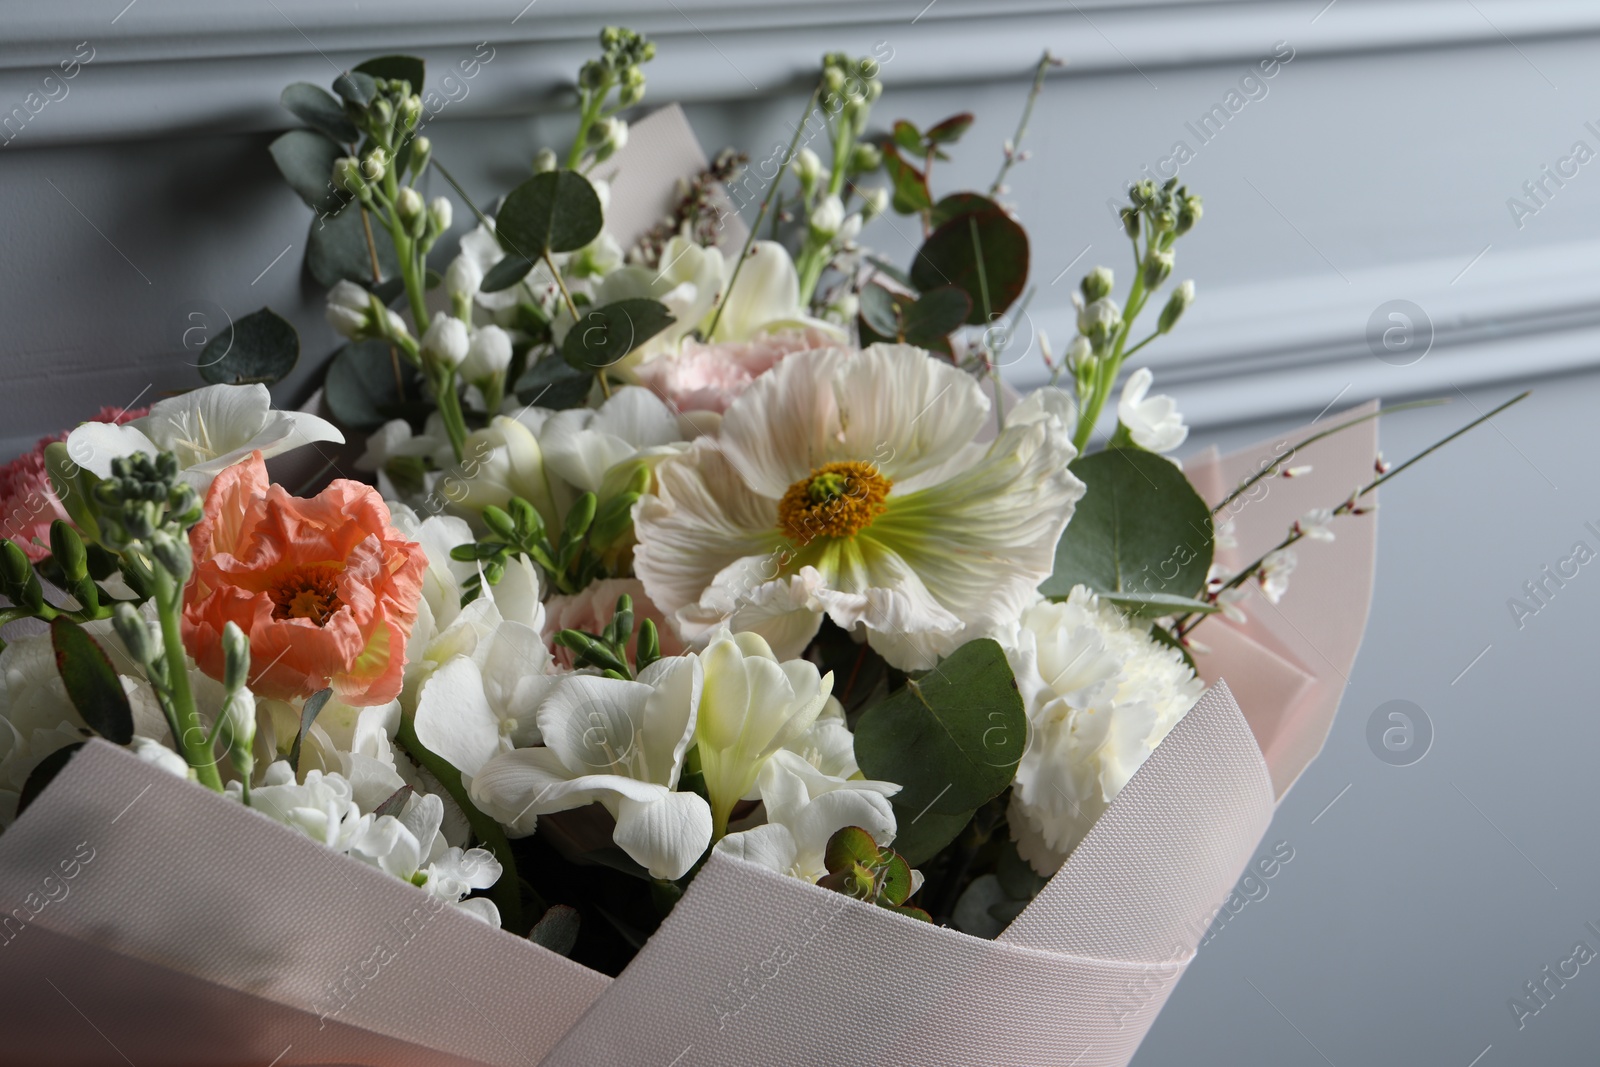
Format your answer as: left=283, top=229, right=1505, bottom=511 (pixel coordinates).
left=4, top=1, right=1600, bottom=147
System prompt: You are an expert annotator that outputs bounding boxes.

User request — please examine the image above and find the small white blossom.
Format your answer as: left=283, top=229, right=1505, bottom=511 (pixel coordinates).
left=1117, top=367, right=1188, bottom=454
left=446, top=254, right=484, bottom=300
left=1296, top=507, right=1336, bottom=542
left=1258, top=548, right=1298, bottom=604
left=461, top=325, right=513, bottom=382
left=422, top=313, right=470, bottom=369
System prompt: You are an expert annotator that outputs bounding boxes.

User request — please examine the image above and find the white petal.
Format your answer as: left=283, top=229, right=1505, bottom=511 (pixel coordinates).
left=612, top=788, right=713, bottom=879
left=715, top=822, right=800, bottom=875
left=536, top=674, right=653, bottom=781
left=414, top=658, right=501, bottom=777
left=65, top=422, right=158, bottom=478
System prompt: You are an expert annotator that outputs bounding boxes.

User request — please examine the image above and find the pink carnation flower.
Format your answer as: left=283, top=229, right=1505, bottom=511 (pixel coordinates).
left=634, top=328, right=838, bottom=416
left=0, top=406, right=145, bottom=561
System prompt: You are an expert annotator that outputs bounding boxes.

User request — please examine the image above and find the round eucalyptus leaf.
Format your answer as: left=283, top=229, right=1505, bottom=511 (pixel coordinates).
left=281, top=82, right=358, bottom=144
left=307, top=205, right=399, bottom=288
left=496, top=171, right=604, bottom=259
left=911, top=206, right=1029, bottom=324
left=198, top=307, right=300, bottom=386
left=268, top=129, right=350, bottom=217
left=324, top=339, right=419, bottom=430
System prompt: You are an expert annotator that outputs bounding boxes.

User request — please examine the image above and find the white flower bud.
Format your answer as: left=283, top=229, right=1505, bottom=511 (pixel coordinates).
left=361, top=147, right=389, bottom=183
left=422, top=313, right=470, bottom=369
left=1158, top=280, right=1195, bottom=334
left=811, top=194, right=845, bottom=238
left=1066, top=334, right=1093, bottom=368
left=325, top=279, right=372, bottom=340
left=837, top=212, right=863, bottom=243
left=462, top=324, right=513, bottom=382
left=533, top=147, right=558, bottom=173
left=428, top=196, right=452, bottom=236
left=861, top=186, right=889, bottom=219
left=1078, top=296, right=1122, bottom=348
left=446, top=254, right=483, bottom=299
left=222, top=620, right=250, bottom=694
left=794, top=147, right=823, bottom=187
left=396, top=186, right=425, bottom=228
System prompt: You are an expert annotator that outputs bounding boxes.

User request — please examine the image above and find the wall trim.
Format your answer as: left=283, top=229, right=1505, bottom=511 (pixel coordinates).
left=3, top=1, right=1600, bottom=147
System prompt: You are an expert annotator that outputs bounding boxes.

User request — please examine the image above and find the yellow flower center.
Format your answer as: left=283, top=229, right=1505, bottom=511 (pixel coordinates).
left=777, top=461, right=892, bottom=545
left=270, top=566, right=343, bottom=626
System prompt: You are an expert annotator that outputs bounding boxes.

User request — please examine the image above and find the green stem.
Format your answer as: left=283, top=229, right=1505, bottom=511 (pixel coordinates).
left=153, top=569, right=223, bottom=792
left=397, top=717, right=524, bottom=934
left=432, top=365, right=470, bottom=459
left=989, top=51, right=1057, bottom=198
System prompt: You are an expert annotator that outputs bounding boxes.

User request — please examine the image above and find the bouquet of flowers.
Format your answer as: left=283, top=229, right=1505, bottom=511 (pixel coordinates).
left=0, top=29, right=1522, bottom=1066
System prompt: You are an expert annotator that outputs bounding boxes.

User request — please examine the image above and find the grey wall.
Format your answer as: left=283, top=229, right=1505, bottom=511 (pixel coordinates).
left=3, top=1, right=1598, bottom=1063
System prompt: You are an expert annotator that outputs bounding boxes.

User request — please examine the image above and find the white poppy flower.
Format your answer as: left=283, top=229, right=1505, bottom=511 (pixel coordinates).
left=468, top=657, right=711, bottom=879
left=716, top=748, right=898, bottom=883
left=1005, top=588, right=1204, bottom=875
left=1117, top=367, right=1188, bottom=454
left=66, top=383, right=343, bottom=489
left=693, top=630, right=833, bottom=836
left=633, top=344, right=1085, bottom=670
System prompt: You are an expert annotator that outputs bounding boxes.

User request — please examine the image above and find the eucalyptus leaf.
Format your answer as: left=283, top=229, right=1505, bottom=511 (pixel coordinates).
left=891, top=120, right=923, bottom=155
left=1042, top=447, right=1214, bottom=604
left=880, top=146, right=932, bottom=216
left=1100, top=592, right=1218, bottom=618
left=529, top=904, right=581, bottom=956
left=281, top=82, right=358, bottom=143
left=562, top=299, right=675, bottom=371
left=50, top=619, right=133, bottom=745
left=853, top=639, right=1026, bottom=863
left=925, top=112, right=975, bottom=145
left=16, top=742, right=85, bottom=818
left=901, top=285, right=972, bottom=343
left=269, top=129, right=350, bottom=217
left=858, top=283, right=903, bottom=338
left=324, top=340, right=420, bottom=431
left=496, top=170, right=604, bottom=259
left=198, top=307, right=299, bottom=386
left=289, top=688, right=334, bottom=773
left=911, top=206, right=1029, bottom=323
left=332, top=71, right=378, bottom=107
left=928, top=192, right=1000, bottom=229
left=355, top=54, right=426, bottom=96
left=516, top=355, right=593, bottom=410
left=308, top=205, right=399, bottom=288
left=481, top=254, right=536, bottom=293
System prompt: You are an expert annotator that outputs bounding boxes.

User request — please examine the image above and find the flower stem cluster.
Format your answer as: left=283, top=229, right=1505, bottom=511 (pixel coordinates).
left=1065, top=177, right=1202, bottom=453
left=565, top=27, right=655, bottom=172
left=552, top=592, right=661, bottom=680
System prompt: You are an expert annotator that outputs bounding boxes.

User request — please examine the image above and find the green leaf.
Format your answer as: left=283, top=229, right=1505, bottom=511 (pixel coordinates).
left=880, top=146, right=933, bottom=216
left=875, top=850, right=915, bottom=906
left=911, top=206, right=1029, bottom=324
left=928, top=192, right=999, bottom=229
left=529, top=904, right=581, bottom=956
left=307, top=205, right=399, bottom=288
left=1147, top=622, right=1198, bottom=672
left=496, top=170, right=604, bottom=259
left=50, top=619, right=133, bottom=744
left=324, top=339, right=420, bottom=431
left=853, top=639, right=1026, bottom=863
left=354, top=54, right=425, bottom=95
left=268, top=129, right=350, bottom=217
left=516, top=355, right=593, bottom=410
left=924, top=112, right=975, bottom=145
left=901, top=285, right=972, bottom=343
left=332, top=71, right=377, bottom=107
left=1100, top=592, right=1218, bottom=618
left=891, top=120, right=923, bottom=156
left=198, top=307, right=299, bottom=386
left=562, top=298, right=675, bottom=372
left=1042, top=448, right=1214, bottom=603
left=16, top=742, right=85, bottom=818
left=857, top=283, right=904, bottom=339
left=481, top=254, right=536, bottom=293
left=824, top=826, right=881, bottom=873
left=281, top=82, right=358, bottom=144
left=289, top=688, right=334, bottom=773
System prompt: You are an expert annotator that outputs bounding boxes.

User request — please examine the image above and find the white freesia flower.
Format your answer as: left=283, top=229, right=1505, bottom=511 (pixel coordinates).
left=1259, top=547, right=1297, bottom=604
left=633, top=344, right=1085, bottom=670
left=445, top=414, right=571, bottom=523
left=468, top=657, right=711, bottom=879
left=1005, top=588, right=1204, bottom=875
left=704, top=240, right=841, bottom=344
left=66, top=384, right=343, bottom=489
left=532, top=386, right=682, bottom=493
left=694, top=630, right=833, bottom=836
left=1117, top=368, right=1188, bottom=454
left=716, top=748, right=898, bottom=883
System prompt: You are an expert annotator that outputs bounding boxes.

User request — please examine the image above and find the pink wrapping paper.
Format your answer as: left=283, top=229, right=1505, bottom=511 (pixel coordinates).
left=0, top=416, right=1379, bottom=1064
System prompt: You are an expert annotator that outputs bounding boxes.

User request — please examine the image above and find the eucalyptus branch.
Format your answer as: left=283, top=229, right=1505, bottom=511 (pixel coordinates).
left=989, top=51, right=1060, bottom=197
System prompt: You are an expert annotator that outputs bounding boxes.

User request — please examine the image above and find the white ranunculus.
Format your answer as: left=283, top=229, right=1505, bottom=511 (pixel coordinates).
left=1117, top=367, right=1188, bottom=454
left=693, top=630, right=833, bottom=836
left=66, top=383, right=343, bottom=490
left=1004, top=588, right=1204, bottom=875
left=633, top=344, right=1085, bottom=670
left=468, top=657, right=711, bottom=879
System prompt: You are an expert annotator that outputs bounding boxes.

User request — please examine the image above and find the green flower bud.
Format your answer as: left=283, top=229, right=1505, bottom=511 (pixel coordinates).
left=823, top=66, right=846, bottom=94
left=619, top=66, right=646, bottom=106
left=849, top=142, right=881, bottom=172
left=112, top=603, right=157, bottom=667
left=579, top=59, right=608, bottom=91
left=1158, top=280, right=1195, bottom=334
left=1080, top=266, right=1114, bottom=303
left=1120, top=205, right=1140, bottom=240
left=222, top=620, right=250, bottom=694
left=371, top=97, right=394, bottom=129
left=1176, top=194, right=1203, bottom=236
left=149, top=530, right=192, bottom=583
left=1142, top=249, right=1174, bottom=289
left=397, top=186, right=425, bottom=232
left=0, top=538, right=37, bottom=606
left=49, top=520, right=87, bottom=582
left=532, top=147, right=558, bottom=173
left=399, top=94, right=422, bottom=130
left=482, top=505, right=517, bottom=542
left=333, top=156, right=365, bottom=194
left=409, top=135, right=432, bottom=176
left=362, top=147, right=389, bottom=183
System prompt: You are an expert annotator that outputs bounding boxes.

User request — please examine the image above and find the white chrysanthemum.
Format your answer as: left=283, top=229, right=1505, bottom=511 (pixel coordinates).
left=633, top=345, right=1085, bottom=670
left=1005, top=587, right=1204, bottom=875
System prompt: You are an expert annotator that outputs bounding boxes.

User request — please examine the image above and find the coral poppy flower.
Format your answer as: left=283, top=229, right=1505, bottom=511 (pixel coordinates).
left=183, top=453, right=426, bottom=706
